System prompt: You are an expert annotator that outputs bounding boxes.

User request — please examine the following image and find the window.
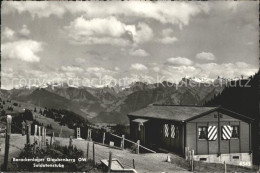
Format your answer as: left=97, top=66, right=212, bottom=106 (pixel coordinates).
left=164, top=124, right=169, bottom=137
left=198, top=126, right=208, bottom=140
left=231, top=126, right=239, bottom=139
left=222, top=125, right=239, bottom=140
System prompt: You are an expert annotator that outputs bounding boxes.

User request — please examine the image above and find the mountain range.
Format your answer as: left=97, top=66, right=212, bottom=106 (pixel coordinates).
left=0, top=77, right=227, bottom=124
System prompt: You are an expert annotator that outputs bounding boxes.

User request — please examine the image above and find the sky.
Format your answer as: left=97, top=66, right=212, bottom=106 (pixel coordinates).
left=1, top=1, right=259, bottom=89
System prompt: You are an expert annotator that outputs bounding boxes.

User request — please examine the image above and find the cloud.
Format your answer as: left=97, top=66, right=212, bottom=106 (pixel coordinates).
left=86, top=67, right=117, bottom=78
left=153, top=67, right=160, bottom=72
left=134, top=23, right=153, bottom=44
left=2, top=27, right=15, bottom=40
left=64, top=16, right=153, bottom=46
left=75, top=57, right=86, bottom=64
left=64, top=17, right=150, bottom=46
left=64, top=16, right=132, bottom=46
left=61, top=66, right=84, bottom=73
left=195, top=62, right=257, bottom=79
left=166, top=57, right=193, bottom=66
left=3, top=2, right=209, bottom=28
left=157, top=28, right=178, bottom=44
left=2, top=40, right=43, bottom=62
left=130, top=49, right=149, bottom=57
left=20, top=25, right=30, bottom=36
left=158, top=37, right=178, bottom=44
left=196, top=52, right=215, bottom=61
left=162, top=28, right=173, bottom=37
left=130, top=63, right=148, bottom=71
left=245, top=42, right=254, bottom=45
left=2, top=1, right=66, bottom=18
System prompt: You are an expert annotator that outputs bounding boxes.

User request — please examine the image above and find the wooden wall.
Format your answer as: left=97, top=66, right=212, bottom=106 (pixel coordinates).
left=186, top=111, right=251, bottom=155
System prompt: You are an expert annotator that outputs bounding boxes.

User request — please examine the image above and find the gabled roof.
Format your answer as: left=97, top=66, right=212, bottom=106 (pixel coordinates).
left=128, top=104, right=219, bottom=122
left=128, top=104, right=254, bottom=122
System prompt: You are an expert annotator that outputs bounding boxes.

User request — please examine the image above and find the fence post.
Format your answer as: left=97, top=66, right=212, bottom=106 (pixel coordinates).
left=89, top=129, right=92, bottom=141
left=121, top=135, right=125, bottom=149
left=191, top=150, right=194, bottom=171
left=185, top=147, right=189, bottom=160
left=38, top=126, right=42, bottom=149
left=188, top=150, right=191, bottom=170
left=103, top=132, right=106, bottom=144
left=93, top=143, right=95, bottom=166
left=87, top=129, right=92, bottom=141
left=133, top=159, right=135, bottom=169
left=69, top=136, right=73, bottom=148
left=34, top=125, right=38, bottom=153
left=108, top=151, right=112, bottom=173
left=3, top=115, right=12, bottom=171
left=44, top=128, right=47, bottom=145
left=59, top=127, right=62, bottom=137
left=136, top=140, right=140, bottom=154
left=26, top=124, right=31, bottom=145
left=22, top=121, right=26, bottom=136
left=87, top=142, right=89, bottom=159
left=50, top=132, right=53, bottom=148
left=224, top=161, right=227, bottom=173
left=42, top=127, right=45, bottom=146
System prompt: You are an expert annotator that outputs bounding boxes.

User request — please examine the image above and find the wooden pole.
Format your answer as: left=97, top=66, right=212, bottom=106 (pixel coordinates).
left=50, top=133, right=53, bottom=148
left=108, top=151, right=112, bottom=173
left=59, top=127, right=62, bottom=137
left=44, top=128, right=47, bottom=145
left=3, top=115, right=12, bottom=171
left=34, top=125, right=37, bottom=153
left=93, top=143, right=95, bottom=166
left=103, top=132, right=106, bottom=144
left=86, top=142, right=89, bottom=159
left=69, top=136, right=73, bottom=148
left=89, top=129, right=92, bottom=141
left=191, top=150, right=194, bottom=171
left=188, top=151, right=191, bottom=170
left=42, top=127, right=44, bottom=146
left=26, top=124, right=31, bottom=145
left=185, top=147, right=189, bottom=160
left=136, top=140, right=140, bottom=154
left=22, top=121, right=26, bottom=136
left=87, top=129, right=90, bottom=140
left=52, top=132, right=55, bottom=145
left=121, top=135, right=125, bottom=149
left=133, top=159, right=135, bottom=169
left=224, top=161, right=227, bottom=173
left=38, top=126, right=41, bottom=149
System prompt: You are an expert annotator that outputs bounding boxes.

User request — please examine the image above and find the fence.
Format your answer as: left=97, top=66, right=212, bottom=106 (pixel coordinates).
left=81, top=127, right=156, bottom=154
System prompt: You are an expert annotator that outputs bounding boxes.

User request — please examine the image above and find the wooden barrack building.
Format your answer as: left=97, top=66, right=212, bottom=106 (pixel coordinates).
left=128, top=104, right=254, bottom=165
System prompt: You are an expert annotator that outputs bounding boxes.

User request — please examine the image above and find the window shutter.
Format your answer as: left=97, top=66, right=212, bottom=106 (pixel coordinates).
left=222, top=125, right=232, bottom=140
left=171, top=125, right=175, bottom=138
left=208, top=125, right=217, bottom=141
left=164, top=124, right=169, bottom=137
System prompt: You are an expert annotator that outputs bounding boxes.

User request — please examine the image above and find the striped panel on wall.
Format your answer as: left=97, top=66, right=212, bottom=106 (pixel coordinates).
left=164, top=124, right=169, bottom=137
left=208, top=125, right=217, bottom=141
left=222, top=125, right=232, bottom=140
left=171, top=125, right=175, bottom=138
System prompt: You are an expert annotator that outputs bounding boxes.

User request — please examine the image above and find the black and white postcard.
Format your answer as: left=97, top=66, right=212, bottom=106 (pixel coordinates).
left=0, top=1, right=259, bottom=172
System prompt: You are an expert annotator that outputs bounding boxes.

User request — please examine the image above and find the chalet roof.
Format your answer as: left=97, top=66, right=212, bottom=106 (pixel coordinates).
left=128, top=104, right=219, bottom=122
